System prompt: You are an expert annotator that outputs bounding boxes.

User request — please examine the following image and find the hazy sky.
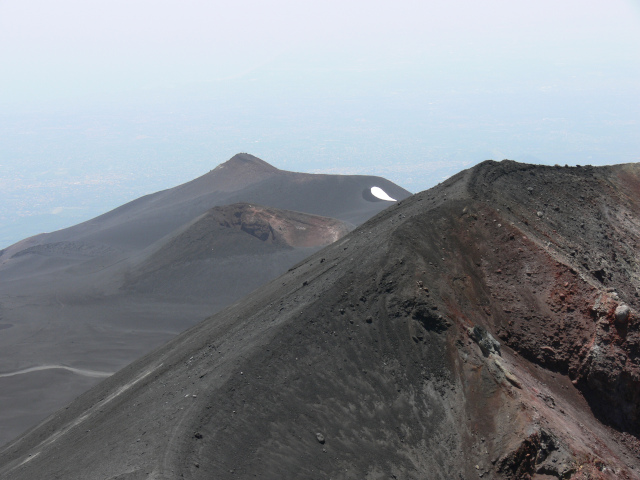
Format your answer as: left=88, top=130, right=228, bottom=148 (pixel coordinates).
left=1, top=0, right=639, bottom=247
left=1, top=1, right=638, bottom=102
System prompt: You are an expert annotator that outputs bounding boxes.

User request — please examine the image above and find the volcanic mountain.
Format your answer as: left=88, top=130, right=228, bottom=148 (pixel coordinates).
left=0, top=154, right=410, bottom=446
left=2, top=160, right=640, bottom=479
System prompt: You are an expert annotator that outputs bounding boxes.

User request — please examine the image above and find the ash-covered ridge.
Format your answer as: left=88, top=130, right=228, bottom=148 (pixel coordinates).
left=2, top=160, right=640, bottom=479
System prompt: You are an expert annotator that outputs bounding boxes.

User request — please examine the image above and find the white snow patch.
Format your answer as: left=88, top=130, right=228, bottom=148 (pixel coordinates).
left=371, top=186, right=396, bottom=202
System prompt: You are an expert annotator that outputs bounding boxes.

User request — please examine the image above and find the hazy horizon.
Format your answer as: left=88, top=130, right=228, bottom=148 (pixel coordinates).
left=1, top=0, right=639, bottom=248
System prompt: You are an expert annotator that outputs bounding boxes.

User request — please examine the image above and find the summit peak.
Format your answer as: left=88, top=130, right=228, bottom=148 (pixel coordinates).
left=218, top=153, right=279, bottom=172
left=200, top=153, right=280, bottom=193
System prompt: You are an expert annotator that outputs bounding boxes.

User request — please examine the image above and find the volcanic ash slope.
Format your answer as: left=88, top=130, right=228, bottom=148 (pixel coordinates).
left=2, top=160, right=640, bottom=479
left=0, top=153, right=410, bottom=447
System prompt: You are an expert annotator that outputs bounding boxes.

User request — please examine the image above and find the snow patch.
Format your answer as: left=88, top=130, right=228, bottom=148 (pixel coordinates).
left=370, top=187, right=396, bottom=202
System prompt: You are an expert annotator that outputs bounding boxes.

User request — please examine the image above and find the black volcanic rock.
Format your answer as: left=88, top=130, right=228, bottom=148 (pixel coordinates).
left=0, top=155, right=410, bottom=447
left=2, top=160, right=640, bottom=479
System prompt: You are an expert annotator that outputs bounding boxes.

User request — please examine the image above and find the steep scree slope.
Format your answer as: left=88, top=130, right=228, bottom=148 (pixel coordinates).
left=1, top=161, right=639, bottom=479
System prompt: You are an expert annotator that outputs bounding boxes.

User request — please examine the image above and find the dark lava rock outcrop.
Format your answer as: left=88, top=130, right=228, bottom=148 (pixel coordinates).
left=2, top=160, right=640, bottom=479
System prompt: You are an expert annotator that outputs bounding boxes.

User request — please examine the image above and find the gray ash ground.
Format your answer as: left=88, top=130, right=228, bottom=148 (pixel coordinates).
left=0, top=153, right=409, bottom=447
left=2, top=160, right=640, bottom=479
